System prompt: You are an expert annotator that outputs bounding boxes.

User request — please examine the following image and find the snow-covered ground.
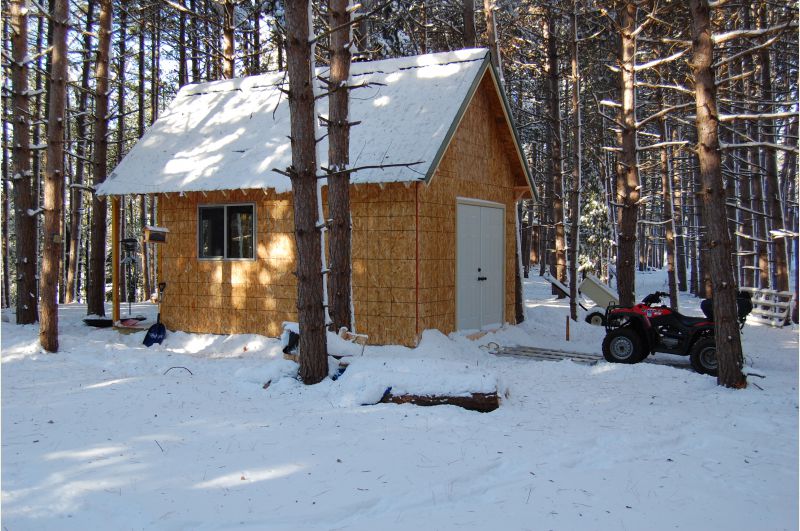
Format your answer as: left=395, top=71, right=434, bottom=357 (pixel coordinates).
left=2, top=272, right=797, bottom=530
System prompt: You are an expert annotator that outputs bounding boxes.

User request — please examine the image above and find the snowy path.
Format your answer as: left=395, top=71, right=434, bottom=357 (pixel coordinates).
left=2, top=273, right=797, bottom=530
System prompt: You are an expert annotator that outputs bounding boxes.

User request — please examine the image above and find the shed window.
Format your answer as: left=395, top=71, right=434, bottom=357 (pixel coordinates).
left=199, top=204, right=254, bottom=259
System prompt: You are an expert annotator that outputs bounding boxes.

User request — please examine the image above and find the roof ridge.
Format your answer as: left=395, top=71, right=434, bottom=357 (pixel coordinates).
left=181, top=49, right=489, bottom=96
left=351, top=56, right=485, bottom=80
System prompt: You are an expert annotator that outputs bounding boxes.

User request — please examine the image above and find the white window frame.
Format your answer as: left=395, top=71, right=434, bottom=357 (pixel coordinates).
left=197, top=203, right=257, bottom=261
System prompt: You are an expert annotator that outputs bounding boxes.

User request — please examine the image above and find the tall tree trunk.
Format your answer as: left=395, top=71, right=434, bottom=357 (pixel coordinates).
left=514, top=200, right=525, bottom=323
left=149, top=8, right=161, bottom=291
left=538, top=199, right=548, bottom=277
left=222, top=0, right=235, bottom=79
left=87, top=0, right=113, bottom=317
left=204, top=2, right=213, bottom=79
left=178, top=0, right=187, bottom=86
left=545, top=12, right=566, bottom=296
left=615, top=1, right=640, bottom=308
left=484, top=0, right=503, bottom=83
left=252, top=5, right=261, bottom=73
left=2, top=16, right=11, bottom=309
left=138, top=8, right=146, bottom=133
left=739, top=4, right=768, bottom=290
left=689, top=0, right=745, bottom=389
left=10, top=0, right=38, bottom=324
left=275, top=27, right=285, bottom=71
left=82, top=204, right=90, bottom=298
left=1, top=83, right=9, bottom=309
left=783, top=118, right=799, bottom=321
left=33, top=13, right=46, bottom=301
left=285, top=0, right=328, bottom=384
left=353, top=0, right=370, bottom=53
left=327, top=0, right=354, bottom=333
left=568, top=2, right=581, bottom=320
left=40, top=0, right=69, bottom=352
left=657, top=87, right=678, bottom=309
left=189, top=0, right=200, bottom=82
left=638, top=218, right=646, bottom=272
left=615, top=1, right=643, bottom=303
left=151, top=3, right=161, bottom=122
left=66, top=0, right=95, bottom=304
left=672, top=134, right=687, bottom=292
left=758, top=9, right=788, bottom=292
left=735, top=45, right=754, bottom=288
left=463, top=0, right=476, bottom=48
left=522, top=201, right=532, bottom=276
left=116, top=11, right=126, bottom=159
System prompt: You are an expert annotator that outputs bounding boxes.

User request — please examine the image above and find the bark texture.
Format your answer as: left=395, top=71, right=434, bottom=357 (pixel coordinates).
left=463, top=0, right=476, bottom=48
left=1, top=95, right=9, bottom=309
left=380, top=392, right=500, bottom=413
left=546, top=12, right=566, bottom=295
left=657, top=88, right=678, bottom=310
left=285, top=0, right=328, bottom=384
left=568, top=3, right=581, bottom=320
left=615, top=1, right=640, bottom=308
left=327, top=0, right=354, bottom=333
left=86, top=0, right=112, bottom=317
left=222, top=0, right=235, bottom=79
left=66, top=0, right=95, bottom=303
left=758, top=10, right=788, bottom=292
left=40, top=0, right=70, bottom=351
left=10, top=0, right=38, bottom=324
left=690, top=0, right=746, bottom=389
left=483, top=0, right=502, bottom=82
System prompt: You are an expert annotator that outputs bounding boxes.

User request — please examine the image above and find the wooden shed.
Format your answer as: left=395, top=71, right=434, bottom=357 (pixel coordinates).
left=96, top=49, right=535, bottom=346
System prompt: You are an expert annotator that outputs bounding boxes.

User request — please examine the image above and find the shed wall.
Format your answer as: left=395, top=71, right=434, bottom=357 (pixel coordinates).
left=156, top=186, right=418, bottom=345
left=157, top=190, right=297, bottom=337
left=416, top=74, right=521, bottom=335
left=350, top=184, right=417, bottom=345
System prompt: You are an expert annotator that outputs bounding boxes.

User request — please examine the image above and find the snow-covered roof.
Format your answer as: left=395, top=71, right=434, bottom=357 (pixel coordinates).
left=97, top=48, right=531, bottom=196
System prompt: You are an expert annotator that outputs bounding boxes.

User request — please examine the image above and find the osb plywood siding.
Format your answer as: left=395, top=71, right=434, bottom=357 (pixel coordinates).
left=156, top=186, right=418, bottom=346
left=349, top=184, right=417, bottom=345
left=157, top=190, right=298, bottom=337
left=416, top=74, right=523, bottom=336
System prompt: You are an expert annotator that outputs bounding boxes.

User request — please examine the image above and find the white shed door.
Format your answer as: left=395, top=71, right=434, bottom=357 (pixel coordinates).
left=456, top=201, right=504, bottom=330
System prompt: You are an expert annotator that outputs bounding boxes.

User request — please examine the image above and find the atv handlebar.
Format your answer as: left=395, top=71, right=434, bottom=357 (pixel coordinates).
left=642, top=291, right=670, bottom=304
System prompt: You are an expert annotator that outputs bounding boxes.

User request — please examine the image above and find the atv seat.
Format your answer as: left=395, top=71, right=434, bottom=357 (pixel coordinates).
left=675, top=314, right=711, bottom=327
left=700, top=291, right=753, bottom=325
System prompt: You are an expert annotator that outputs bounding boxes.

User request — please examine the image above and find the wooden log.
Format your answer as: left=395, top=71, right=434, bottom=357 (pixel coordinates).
left=379, top=392, right=499, bottom=413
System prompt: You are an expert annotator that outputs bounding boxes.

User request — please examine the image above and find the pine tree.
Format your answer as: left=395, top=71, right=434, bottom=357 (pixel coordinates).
left=284, top=0, right=328, bottom=384
left=689, top=0, right=746, bottom=388
left=40, top=0, right=70, bottom=351
left=326, top=0, right=354, bottom=333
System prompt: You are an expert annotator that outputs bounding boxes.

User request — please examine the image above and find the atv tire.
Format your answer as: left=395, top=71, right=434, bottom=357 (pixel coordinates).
left=602, top=328, right=645, bottom=364
left=690, top=338, right=718, bottom=376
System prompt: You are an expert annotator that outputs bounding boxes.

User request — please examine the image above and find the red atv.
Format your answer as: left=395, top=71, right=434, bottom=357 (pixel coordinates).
left=601, top=291, right=752, bottom=376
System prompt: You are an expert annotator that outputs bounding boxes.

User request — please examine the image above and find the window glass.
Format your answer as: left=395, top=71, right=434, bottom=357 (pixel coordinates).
left=227, top=205, right=254, bottom=259
left=199, top=207, right=225, bottom=258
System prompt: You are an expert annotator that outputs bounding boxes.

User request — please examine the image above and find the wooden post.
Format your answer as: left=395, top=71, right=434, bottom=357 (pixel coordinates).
left=565, top=315, right=570, bottom=341
left=111, top=195, right=120, bottom=322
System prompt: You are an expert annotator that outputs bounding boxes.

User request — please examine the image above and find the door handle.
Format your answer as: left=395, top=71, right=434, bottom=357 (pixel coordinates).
left=477, top=276, right=487, bottom=281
